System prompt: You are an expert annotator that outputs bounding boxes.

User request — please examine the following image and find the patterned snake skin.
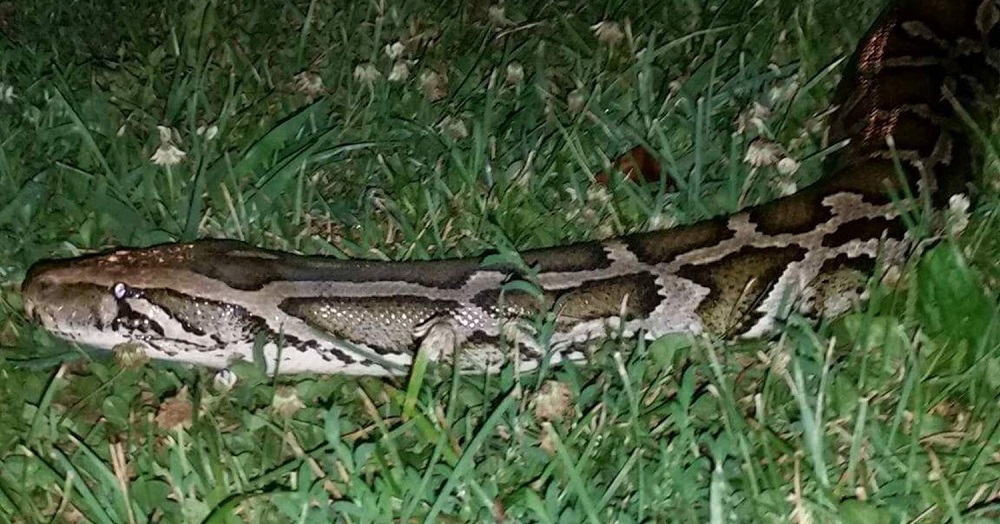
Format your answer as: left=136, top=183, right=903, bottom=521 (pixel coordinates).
left=20, top=0, right=1000, bottom=375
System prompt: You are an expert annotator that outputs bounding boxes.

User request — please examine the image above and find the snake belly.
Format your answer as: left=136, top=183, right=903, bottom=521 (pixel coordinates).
left=20, top=0, right=1000, bottom=375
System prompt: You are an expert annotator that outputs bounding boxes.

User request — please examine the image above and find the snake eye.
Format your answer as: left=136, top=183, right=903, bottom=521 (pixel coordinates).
left=113, top=282, right=129, bottom=300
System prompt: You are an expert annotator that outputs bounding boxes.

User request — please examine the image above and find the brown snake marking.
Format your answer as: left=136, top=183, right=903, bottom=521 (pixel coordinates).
left=19, top=0, right=1000, bottom=375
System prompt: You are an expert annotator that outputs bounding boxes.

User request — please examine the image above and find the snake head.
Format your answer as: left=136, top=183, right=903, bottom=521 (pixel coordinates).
left=20, top=240, right=305, bottom=368
left=22, top=255, right=128, bottom=348
left=20, top=243, right=208, bottom=352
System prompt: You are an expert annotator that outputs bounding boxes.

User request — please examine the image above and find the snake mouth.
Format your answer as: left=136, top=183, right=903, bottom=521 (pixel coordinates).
left=22, top=258, right=72, bottom=324
left=21, top=264, right=46, bottom=324
left=22, top=295, right=37, bottom=324
left=20, top=263, right=121, bottom=343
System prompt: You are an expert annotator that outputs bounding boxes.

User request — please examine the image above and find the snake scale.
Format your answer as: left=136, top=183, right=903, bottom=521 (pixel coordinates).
left=20, top=0, right=1000, bottom=375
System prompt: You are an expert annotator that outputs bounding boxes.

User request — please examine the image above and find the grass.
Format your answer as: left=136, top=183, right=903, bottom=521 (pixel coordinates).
left=0, top=0, right=998, bottom=522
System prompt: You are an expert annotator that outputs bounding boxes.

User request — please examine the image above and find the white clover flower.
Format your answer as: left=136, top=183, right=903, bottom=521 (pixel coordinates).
left=420, top=70, right=447, bottom=101
left=488, top=5, right=513, bottom=27
left=777, top=157, right=800, bottom=176
left=774, top=179, right=798, bottom=197
left=384, top=41, right=405, bottom=60
left=946, top=193, right=971, bottom=237
left=388, top=61, right=410, bottom=82
left=196, top=124, right=218, bottom=140
left=591, top=20, right=624, bottom=46
left=150, top=125, right=186, bottom=166
left=271, top=387, right=305, bottom=417
left=150, top=144, right=186, bottom=166
left=0, top=83, right=15, bottom=104
left=744, top=138, right=782, bottom=167
left=353, top=62, right=381, bottom=85
left=567, top=89, right=586, bottom=114
left=768, top=78, right=800, bottom=105
left=735, top=101, right=771, bottom=135
left=157, top=125, right=175, bottom=143
left=438, top=115, right=468, bottom=140
left=293, top=71, right=324, bottom=98
left=505, top=62, right=524, bottom=86
left=212, top=369, right=238, bottom=394
left=533, top=380, right=572, bottom=422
